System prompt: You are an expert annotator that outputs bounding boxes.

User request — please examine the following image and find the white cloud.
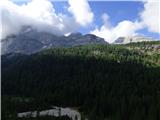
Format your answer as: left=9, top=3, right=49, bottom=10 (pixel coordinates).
left=91, top=1, right=159, bottom=43
left=68, top=0, right=94, bottom=26
left=140, top=1, right=160, bottom=33
left=1, top=0, right=93, bottom=39
left=112, top=21, right=142, bottom=39
left=91, top=14, right=142, bottom=43
left=101, top=13, right=111, bottom=28
left=1, top=0, right=159, bottom=42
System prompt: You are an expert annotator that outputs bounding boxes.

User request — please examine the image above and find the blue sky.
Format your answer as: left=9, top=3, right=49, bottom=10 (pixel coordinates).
left=2, top=0, right=159, bottom=42
left=52, top=1, right=159, bottom=39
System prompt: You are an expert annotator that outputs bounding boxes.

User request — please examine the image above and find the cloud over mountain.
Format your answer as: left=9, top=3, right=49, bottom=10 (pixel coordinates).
left=0, top=0, right=94, bottom=39
left=0, top=0, right=159, bottom=43
left=90, top=1, right=159, bottom=43
left=90, top=13, right=142, bottom=43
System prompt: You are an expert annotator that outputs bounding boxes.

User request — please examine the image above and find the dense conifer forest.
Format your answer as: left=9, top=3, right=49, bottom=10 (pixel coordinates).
left=2, top=41, right=160, bottom=120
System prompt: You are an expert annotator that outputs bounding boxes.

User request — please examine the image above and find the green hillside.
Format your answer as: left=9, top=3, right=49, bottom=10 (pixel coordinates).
left=2, top=41, right=160, bottom=120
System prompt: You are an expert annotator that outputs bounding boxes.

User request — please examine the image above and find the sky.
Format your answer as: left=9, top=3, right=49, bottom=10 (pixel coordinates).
left=1, top=0, right=160, bottom=43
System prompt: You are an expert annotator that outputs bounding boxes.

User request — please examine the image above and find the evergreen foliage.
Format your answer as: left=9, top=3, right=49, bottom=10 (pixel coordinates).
left=2, top=42, right=160, bottom=120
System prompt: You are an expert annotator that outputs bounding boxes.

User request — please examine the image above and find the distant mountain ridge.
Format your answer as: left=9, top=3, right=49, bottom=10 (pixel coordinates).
left=2, top=26, right=158, bottom=55
left=1, top=26, right=107, bottom=55
left=114, top=36, right=156, bottom=44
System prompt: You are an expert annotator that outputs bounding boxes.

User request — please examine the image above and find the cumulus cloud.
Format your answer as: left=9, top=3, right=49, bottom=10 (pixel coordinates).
left=0, top=0, right=93, bottom=39
left=140, top=1, right=160, bottom=33
left=91, top=1, right=159, bottom=43
left=68, top=0, right=94, bottom=26
left=101, top=13, right=111, bottom=28
left=1, top=0, right=159, bottom=42
left=91, top=13, right=142, bottom=43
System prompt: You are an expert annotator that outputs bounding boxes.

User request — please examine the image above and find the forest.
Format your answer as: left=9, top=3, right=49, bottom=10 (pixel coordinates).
left=2, top=41, right=160, bottom=120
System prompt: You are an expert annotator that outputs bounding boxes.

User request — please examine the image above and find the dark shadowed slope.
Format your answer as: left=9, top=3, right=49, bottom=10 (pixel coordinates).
left=2, top=42, right=160, bottom=120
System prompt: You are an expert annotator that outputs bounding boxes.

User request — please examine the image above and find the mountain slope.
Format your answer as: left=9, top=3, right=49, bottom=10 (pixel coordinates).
left=1, top=26, right=107, bottom=55
left=2, top=42, right=160, bottom=120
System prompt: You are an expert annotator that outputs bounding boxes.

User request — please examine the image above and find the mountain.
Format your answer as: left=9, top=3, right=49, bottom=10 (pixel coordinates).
left=114, top=36, right=155, bottom=44
left=2, top=42, right=160, bottom=120
left=1, top=26, right=107, bottom=55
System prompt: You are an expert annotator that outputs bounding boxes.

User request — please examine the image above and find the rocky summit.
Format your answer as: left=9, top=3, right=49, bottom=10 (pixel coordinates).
left=1, top=26, right=107, bottom=55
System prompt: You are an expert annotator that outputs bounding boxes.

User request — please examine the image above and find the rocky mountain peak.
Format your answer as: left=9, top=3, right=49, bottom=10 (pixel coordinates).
left=1, top=26, right=107, bottom=55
